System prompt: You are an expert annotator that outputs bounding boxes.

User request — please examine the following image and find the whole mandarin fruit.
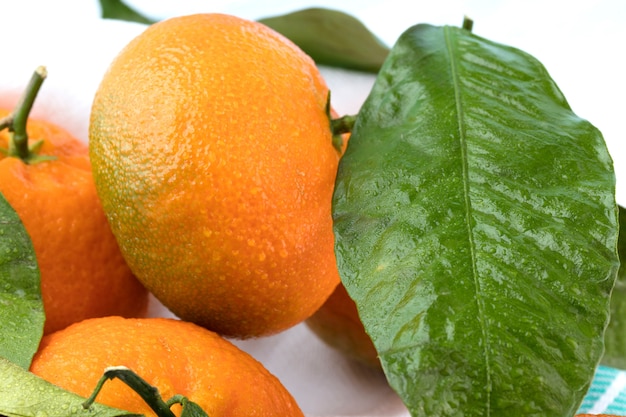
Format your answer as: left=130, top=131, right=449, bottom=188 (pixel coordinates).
left=306, top=283, right=381, bottom=369
left=0, top=107, right=148, bottom=334
left=89, top=13, right=342, bottom=338
left=30, top=316, right=304, bottom=417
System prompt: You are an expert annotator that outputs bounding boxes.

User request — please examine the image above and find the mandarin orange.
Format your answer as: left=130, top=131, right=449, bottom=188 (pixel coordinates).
left=89, top=13, right=342, bottom=338
left=30, top=316, right=304, bottom=417
left=0, top=108, right=148, bottom=334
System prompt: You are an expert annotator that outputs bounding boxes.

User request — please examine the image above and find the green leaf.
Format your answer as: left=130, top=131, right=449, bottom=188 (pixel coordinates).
left=0, top=357, right=140, bottom=417
left=259, top=8, right=389, bottom=73
left=601, top=205, right=626, bottom=367
left=0, top=191, right=44, bottom=369
left=99, top=0, right=155, bottom=25
left=332, top=23, right=619, bottom=416
left=98, top=3, right=388, bottom=73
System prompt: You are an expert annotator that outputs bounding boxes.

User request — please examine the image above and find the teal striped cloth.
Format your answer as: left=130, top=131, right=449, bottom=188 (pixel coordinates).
left=578, top=366, right=626, bottom=415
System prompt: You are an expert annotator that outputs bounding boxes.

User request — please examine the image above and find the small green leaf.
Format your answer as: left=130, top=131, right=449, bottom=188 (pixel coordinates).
left=0, top=357, right=140, bottom=417
left=259, top=8, right=389, bottom=73
left=333, top=23, right=619, bottom=416
left=601, top=205, right=626, bottom=367
left=0, top=191, right=44, bottom=369
left=99, top=0, right=155, bottom=25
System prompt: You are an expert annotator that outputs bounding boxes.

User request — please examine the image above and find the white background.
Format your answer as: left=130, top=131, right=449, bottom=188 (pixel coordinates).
left=1, top=1, right=625, bottom=416
left=2, top=0, right=624, bottom=203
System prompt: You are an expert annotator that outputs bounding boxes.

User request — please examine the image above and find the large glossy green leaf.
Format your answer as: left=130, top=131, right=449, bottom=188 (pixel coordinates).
left=601, top=205, right=626, bottom=367
left=0, top=357, right=139, bottom=417
left=333, top=23, right=619, bottom=416
left=0, top=191, right=44, bottom=369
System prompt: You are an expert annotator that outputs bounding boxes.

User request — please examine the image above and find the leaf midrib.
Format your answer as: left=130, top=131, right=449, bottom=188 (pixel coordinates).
left=444, top=25, right=492, bottom=415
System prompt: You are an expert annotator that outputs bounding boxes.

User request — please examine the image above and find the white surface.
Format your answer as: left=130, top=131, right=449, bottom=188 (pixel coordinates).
left=1, top=2, right=625, bottom=416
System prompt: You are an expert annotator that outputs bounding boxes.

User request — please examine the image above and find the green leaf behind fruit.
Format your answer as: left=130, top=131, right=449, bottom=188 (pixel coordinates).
left=98, top=2, right=389, bottom=73
left=259, top=8, right=389, bottom=73
left=601, top=205, right=626, bottom=367
left=0, top=357, right=140, bottom=417
left=0, top=192, right=44, bottom=369
left=99, top=0, right=155, bottom=25
left=333, top=23, right=619, bottom=416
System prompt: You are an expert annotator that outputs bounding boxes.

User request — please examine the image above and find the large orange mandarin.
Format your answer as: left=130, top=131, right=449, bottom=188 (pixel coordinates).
left=30, top=317, right=304, bottom=417
left=89, top=13, right=341, bottom=338
left=0, top=109, right=148, bottom=334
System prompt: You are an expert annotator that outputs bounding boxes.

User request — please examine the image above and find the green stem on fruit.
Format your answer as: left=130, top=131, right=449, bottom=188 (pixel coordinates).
left=0, top=115, right=12, bottom=131
left=0, top=66, right=56, bottom=164
left=9, top=66, right=47, bottom=159
left=331, top=114, right=356, bottom=136
left=331, top=114, right=356, bottom=152
left=82, top=366, right=210, bottom=417
left=325, top=90, right=356, bottom=153
left=83, top=366, right=176, bottom=417
left=462, top=16, right=474, bottom=32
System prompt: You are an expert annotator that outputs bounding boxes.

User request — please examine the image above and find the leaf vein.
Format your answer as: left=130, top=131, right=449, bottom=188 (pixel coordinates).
left=445, top=25, right=492, bottom=415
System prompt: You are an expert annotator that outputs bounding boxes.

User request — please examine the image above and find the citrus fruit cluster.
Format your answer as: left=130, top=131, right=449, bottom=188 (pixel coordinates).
left=0, top=12, right=378, bottom=417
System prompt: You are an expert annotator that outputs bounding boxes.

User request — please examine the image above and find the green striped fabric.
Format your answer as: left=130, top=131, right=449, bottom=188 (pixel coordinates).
left=579, top=366, right=626, bottom=415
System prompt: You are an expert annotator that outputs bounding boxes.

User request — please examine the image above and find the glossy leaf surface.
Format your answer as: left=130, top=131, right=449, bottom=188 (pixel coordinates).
left=601, top=205, right=626, bottom=368
left=0, top=192, right=44, bottom=369
left=0, top=357, right=138, bottom=417
left=333, top=23, right=619, bottom=416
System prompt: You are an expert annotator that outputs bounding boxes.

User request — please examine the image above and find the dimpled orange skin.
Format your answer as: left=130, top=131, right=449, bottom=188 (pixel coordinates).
left=89, top=14, right=341, bottom=338
left=0, top=109, right=148, bottom=334
left=30, top=316, right=304, bottom=417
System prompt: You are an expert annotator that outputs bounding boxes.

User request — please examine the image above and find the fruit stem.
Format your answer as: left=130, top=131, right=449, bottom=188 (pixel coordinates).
left=331, top=114, right=356, bottom=136
left=0, top=115, right=12, bottom=131
left=462, top=16, right=474, bottom=32
left=8, top=66, right=47, bottom=161
left=83, top=366, right=177, bottom=417
left=82, top=366, right=210, bottom=417
left=331, top=114, right=356, bottom=152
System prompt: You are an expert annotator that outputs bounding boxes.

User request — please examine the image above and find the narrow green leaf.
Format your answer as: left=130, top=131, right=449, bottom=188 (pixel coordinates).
left=0, top=357, right=140, bottom=417
left=259, top=8, right=389, bottom=73
left=0, top=192, right=44, bottom=369
left=99, top=0, right=155, bottom=25
left=601, top=205, right=626, bottom=367
left=333, top=23, right=619, bottom=416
